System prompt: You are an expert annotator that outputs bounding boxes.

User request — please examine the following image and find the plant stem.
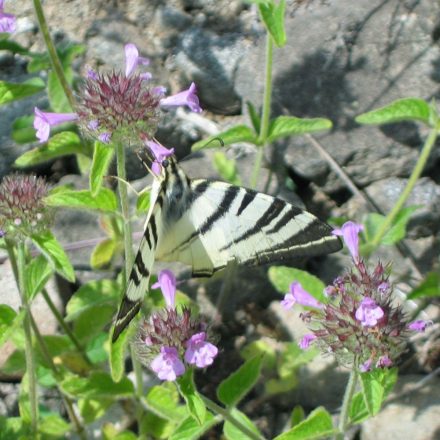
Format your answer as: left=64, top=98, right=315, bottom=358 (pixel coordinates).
left=12, top=241, right=39, bottom=435
left=41, top=288, right=91, bottom=366
left=29, top=313, right=87, bottom=440
left=115, top=142, right=144, bottom=402
left=32, top=0, right=76, bottom=110
left=370, top=126, right=439, bottom=249
left=250, top=33, right=273, bottom=189
left=336, top=367, right=358, bottom=440
left=201, top=395, right=266, bottom=440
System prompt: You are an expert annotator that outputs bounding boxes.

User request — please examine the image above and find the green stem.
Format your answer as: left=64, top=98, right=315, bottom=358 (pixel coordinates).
left=200, top=396, right=266, bottom=440
left=29, top=314, right=87, bottom=440
left=11, top=241, right=39, bottom=435
left=336, top=367, right=358, bottom=439
left=115, top=142, right=144, bottom=402
left=250, top=33, right=273, bottom=189
left=41, top=288, right=91, bottom=366
left=370, top=126, right=439, bottom=249
left=32, top=0, right=76, bottom=110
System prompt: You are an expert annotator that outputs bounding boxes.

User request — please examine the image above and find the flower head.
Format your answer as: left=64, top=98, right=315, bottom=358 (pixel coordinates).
left=184, top=332, right=218, bottom=368
left=150, top=347, right=185, bottom=381
left=290, top=256, right=411, bottom=372
left=332, top=221, right=364, bottom=261
left=33, top=44, right=202, bottom=146
left=281, top=282, right=323, bottom=310
left=0, top=174, right=52, bottom=237
left=160, top=82, right=202, bottom=113
left=33, top=108, right=78, bottom=143
left=152, top=269, right=177, bottom=308
left=0, top=0, right=16, bottom=34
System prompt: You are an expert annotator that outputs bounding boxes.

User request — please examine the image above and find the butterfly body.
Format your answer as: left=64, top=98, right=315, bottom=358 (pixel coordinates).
left=112, top=155, right=342, bottom=342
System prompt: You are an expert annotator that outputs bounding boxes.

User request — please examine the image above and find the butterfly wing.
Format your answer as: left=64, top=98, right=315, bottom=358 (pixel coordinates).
left=112, top=178, right=164, bottom=342
left=156, top=179, right=342, bottom=277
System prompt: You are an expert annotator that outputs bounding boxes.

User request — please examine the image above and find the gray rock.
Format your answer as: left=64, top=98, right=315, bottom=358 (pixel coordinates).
left=171, top=27, right=250, bottom=114
left=235, top=0, right=440, bottom=191
left=361, top=374, right=440, bottom=440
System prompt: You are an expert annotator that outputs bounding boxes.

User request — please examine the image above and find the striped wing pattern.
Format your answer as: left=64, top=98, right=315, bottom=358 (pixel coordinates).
left=112, top=158, right=342, bottom=342
left=156, top=179, right=342, bottom=276
left=112, top=177, right=164, bottom=342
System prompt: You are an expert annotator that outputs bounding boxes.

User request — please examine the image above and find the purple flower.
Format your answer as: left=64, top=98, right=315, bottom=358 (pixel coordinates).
left=33, top=107, right=78, bottom=143
left=98, top=132, right=112, bottom=144
left=408, top=320, right=433, bottom=332
left=298, top=333, right=317, bottom=350
left=281, top=282, right=323, bottom=310
left=160, top=82, right=202, bottom=113
left=151, top=269, right=177, bottom=308
left=145, top=140, right=175, bottom=175
left=377, top=281, right=390, bottom=295
left=184, top=332, right=218, bottom=368
left=359, top=359, right=373, bottom=372
left=355, top=297, right=384, bottom=327
left=125, top=43, right=149, bottom=77
left=150, top=346, right=185, bottom=381
left=88, top=119, right=99, bottom=131
left=332, top=221, right=364, bottom=262
left=376, top=355, right=393, bottom=368
left=0, top=0, right=16, bottom=33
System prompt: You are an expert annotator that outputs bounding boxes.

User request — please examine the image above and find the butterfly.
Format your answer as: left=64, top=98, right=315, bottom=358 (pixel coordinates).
left=112, top=150, right=342, bottom=341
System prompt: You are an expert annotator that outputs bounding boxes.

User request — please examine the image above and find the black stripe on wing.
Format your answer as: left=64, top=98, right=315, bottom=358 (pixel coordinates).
left=112, top=298, right=142, bottom=342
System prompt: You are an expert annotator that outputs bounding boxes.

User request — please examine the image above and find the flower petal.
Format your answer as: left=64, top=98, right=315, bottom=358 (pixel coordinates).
left=160, top=82, right=202, bottom=113
left=333, top=221, right=364, bottom=261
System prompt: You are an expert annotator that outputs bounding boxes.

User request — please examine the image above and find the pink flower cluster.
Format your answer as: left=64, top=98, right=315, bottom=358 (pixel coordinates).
left=282, top=221, right=432, bottom=372
left=33, top=44, right=202, bottom=172
left=0, top=0, right=15, bottom=33
left=135, top=270, right=218, bottom=381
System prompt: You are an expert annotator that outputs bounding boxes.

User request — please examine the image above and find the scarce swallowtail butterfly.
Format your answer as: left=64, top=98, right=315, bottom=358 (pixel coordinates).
left=112, top=151, right=342, bottom=342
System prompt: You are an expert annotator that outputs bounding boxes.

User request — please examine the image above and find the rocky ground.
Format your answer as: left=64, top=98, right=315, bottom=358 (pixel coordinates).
left=1, top=0, right=440, bottom=439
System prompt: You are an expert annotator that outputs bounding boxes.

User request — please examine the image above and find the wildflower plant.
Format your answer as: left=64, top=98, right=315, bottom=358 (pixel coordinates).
left=0, top=0, right=438, bottom=439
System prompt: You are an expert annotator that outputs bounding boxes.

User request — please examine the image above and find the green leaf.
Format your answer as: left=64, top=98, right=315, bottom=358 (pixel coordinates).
left=24, top=255, right=53, bottom=300
left=61, top=371, right=134, bottom=399
left=11, top=115, right=37, bottom=144
left=90, top=239, right=116, bottom=269
left=169, top=413, right=217, bottom=440
left=246, top=101, right=261, bottom=134
left=45, top=187, right=118, bottom=212
left=267, top=116, right=332, bottom=142
left=48, top=69, right=74, bottom=113
left=145, top=383, right=188, bottom=423
left=213, top=152, right=241, bottom=185
left=360, top=368, right=397, bottom=416
left=39, top=414, right=71, bottom=436
left=0, top=39, right=32, bottom=56
left=90, top=141, right=115, bottom=196
left=74, top=305, right=115, bottom=341
left=110, top=329, right=128, bottom=383
left=86, top=333, right=109, bottom=364
left=223, top=408, right=262, bottom=440
left=30, top=230, right=75, bottom=282
left=191, top=125, right=257, bottom=151
left=258, top=0, right=287, bottom=47
left=14, top=131, right=83, bottom=167
left=407, top=272, right=440, bottom=300
left=141, top=411, right=178, bottom=439
left=268, top=266, right=326, bottom=302
left=349, top=392, right=369, bottom=424
left=0, top=416, right=28, bottom=439
left=137, top=190, right=151, bottom=214
left=65, top=279, right=120, bottom=321
left=290, top=406, right=305, bottom=428
left=0, top=78, right=45, bottom=105
left=355, top=98, right=431, bottom=126
left=0, top=305, right=17, bottom=347
left=240, top=339, right=277, bottom=370
left=273, top=407, right=334, bottom=440
left=177, top=370, right=206, bottom=425
left=217, top=356, right=262, bottom=406
left=78, top=398, right=113, bottom=424
left=364, top=206, right=419, bottom=246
